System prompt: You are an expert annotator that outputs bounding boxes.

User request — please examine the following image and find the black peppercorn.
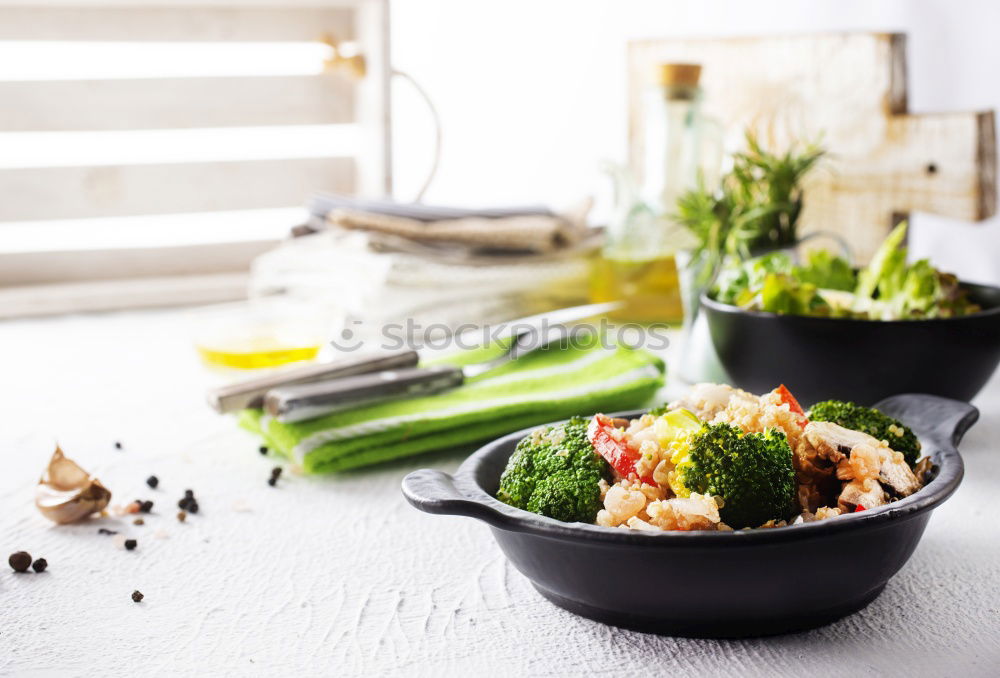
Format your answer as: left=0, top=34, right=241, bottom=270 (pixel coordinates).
left=132, top=590, right=144, bottom=603
left=270, top=466, right=282, bottom=478
left=146, top=475, right=159, bottom=489
left=259, top=445, right=268, bottom=455
left=187, top=501, right=199, bottom=514
left=114, top=441, right=122, bottom=450
left=124, top=539, right=137, bottom=551
left=32, top=558, right=47, bottom=573
left=267, top=477, right=277, bottom=487
left=98, top=528, right=118, bottom=535
left=8, top=551, right=31, bottom=572
left=184, top=489, right=194, bottom=499
left=139, top=500, right=154, bottom=513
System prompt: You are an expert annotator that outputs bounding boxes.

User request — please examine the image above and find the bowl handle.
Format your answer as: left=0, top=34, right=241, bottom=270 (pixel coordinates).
left=402, top=469, right=511, bottom=528
left=874, top=394, right=980, bottom=449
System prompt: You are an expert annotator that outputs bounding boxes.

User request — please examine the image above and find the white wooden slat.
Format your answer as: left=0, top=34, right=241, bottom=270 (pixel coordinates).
left=355, top=0, right=392, bottom=195
left=0, top=0, right=360, bottom=6
left=0, top=157, right=355, bottom=221
left=0, top=76, right=355, bottom=131
left=0, top=240, right=274, bottom=285
left=0, top=6, right=354, bottom=41
left=0, top=272, right=249, bottom=319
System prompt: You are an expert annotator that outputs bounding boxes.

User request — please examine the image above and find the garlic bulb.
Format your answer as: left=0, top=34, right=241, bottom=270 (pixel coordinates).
left=35, top=446, right=112, bottom=524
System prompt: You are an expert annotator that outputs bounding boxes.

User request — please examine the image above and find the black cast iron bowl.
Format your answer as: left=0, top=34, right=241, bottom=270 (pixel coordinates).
left=402, top=394, right=976, bottom=638
left=701, top=282, right=1000, bottom=406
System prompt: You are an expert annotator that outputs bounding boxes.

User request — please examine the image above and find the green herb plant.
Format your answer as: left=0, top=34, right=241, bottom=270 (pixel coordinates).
left=675, top=131, right=825, bottom=285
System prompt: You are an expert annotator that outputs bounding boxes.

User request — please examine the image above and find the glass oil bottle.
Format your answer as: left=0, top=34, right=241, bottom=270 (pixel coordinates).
left=591, top=63, right=717, bottom=324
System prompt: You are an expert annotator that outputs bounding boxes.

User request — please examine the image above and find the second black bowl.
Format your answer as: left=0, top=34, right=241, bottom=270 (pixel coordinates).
left=701, top=282, right=1000, bottom=406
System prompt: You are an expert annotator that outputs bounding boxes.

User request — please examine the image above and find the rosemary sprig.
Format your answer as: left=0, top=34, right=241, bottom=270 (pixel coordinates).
left=674, top=131, right=825, bottom=284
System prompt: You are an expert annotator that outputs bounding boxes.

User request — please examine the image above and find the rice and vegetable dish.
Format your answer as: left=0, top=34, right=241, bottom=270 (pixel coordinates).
left=497, top=383, right=930, bottom=531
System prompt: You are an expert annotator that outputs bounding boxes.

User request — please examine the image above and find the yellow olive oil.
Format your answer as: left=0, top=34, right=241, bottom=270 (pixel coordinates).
left=196, top=341, right=320, bottom=369
left=590, top=254, right=684, bottom=324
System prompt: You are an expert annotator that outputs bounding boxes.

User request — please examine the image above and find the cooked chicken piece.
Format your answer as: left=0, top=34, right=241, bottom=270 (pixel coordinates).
left=838, top=478, right=888, bottom=512
left=804, top=421, right=877, bottom=463
left=877, top=449, right=921, bottom=498
left=806, top=421, right=922, bottom=499
left=836, top=443, right=882, bottom=483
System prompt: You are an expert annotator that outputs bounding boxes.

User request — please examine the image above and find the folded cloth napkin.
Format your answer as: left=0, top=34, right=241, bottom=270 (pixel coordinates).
left=326, top=207, right=587, bottom=254
left=239, top=340, right=665, bottom=473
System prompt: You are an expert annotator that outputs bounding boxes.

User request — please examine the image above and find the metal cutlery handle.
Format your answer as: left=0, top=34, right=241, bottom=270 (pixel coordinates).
left=206, top=349, right=420, bottom=413
left=265, top=365, right=465, bottom=422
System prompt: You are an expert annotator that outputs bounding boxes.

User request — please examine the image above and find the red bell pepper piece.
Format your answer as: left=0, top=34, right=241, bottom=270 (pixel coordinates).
left=587, top=414, right=656, bottom=485
left=775, top=384, right=805, bottom=416
left=775, top=384, right=808, bottom=428
left=854, top=504, right=866, bottom=513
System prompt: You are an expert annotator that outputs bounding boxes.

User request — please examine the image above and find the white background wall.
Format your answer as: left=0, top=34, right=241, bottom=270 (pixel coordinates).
left=390, top=0, right=1000, bottom=284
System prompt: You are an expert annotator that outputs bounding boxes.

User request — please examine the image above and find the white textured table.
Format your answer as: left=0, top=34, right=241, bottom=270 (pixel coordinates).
left=2, top=309, right=999, bottom=677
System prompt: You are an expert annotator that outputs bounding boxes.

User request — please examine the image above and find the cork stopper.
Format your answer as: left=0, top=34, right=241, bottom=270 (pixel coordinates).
left=656, top=63, right=702, bottom=88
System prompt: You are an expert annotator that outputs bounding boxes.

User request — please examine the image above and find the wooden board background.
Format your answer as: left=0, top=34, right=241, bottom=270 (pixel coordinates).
left=628, top=32, right=997, bottom=262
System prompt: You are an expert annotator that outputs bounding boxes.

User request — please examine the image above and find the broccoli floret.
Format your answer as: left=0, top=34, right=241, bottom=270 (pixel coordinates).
left=807, top=400, right=921, bottom=466
left=497, top=416, right=610, bottom=523
left=673, top=423, right=796, bottom=529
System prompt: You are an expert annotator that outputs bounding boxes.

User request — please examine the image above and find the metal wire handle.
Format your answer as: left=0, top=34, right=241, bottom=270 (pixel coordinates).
left=392, top=69, right=442, bottom=203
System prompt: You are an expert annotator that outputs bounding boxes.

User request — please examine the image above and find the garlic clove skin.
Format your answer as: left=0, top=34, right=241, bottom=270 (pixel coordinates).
left=36, top=446, right=112, bottom=524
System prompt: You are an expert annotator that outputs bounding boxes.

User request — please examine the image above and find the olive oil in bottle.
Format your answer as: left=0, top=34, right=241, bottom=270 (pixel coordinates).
left=590, top=254, right=683, bottom=324
left=591, top=63, right=713, bottom=324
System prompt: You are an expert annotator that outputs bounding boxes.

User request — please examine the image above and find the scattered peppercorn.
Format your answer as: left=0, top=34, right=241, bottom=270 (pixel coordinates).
left=8, top=551, right=31, bottom=573
left=131, top=590, right=144, bottom=603
left=98, top=528, right=118, bottom=535
left=259, top=445, right=268, bottom=455
left=114, top=441, right=123, bottom=450
left=176, top=511, right=187, bottom=522
left=139, top=500, right=154, bottom=513
left=178, top=495, right=199, bottom=513
left=133, top=518, right=144, bottom=526
left=124, top=539, right=137, bottom=551
left=267, top=477, right=277, bottom=487
left=32, top=558, right=47, bottom=573
left=270, top=466, right=282, bottom=478
left=184, top=489, right=194, bottom=499
left=146, top=475, right=159, bottom=489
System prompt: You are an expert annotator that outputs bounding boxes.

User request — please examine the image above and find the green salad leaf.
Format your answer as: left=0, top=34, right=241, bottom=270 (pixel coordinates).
left=710, top=221, right=979, bottom=320
left=759, top=273, right=822, bottom=314
left=795, top=249, right=856, bottom=291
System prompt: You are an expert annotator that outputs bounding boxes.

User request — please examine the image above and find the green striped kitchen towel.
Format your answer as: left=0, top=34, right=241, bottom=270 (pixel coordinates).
left=239, top=338, right=664, bottom=473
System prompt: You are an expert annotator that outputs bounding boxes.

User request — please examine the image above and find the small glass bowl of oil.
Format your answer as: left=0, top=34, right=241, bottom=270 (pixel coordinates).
left=191, top=297, right=339, bottom=370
